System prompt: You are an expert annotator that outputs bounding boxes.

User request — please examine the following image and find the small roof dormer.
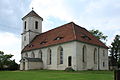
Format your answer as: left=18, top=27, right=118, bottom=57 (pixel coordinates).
left=22, top=10, right=43, bottom=21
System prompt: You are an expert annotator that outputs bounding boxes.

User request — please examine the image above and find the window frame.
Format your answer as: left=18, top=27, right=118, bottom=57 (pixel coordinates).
left=94, top=48, right=97, bottom=64
left=35, top=21, right=38, bottom=29
left=60, top=47, right=63, bottom=64
left=24, top=21, right=26, bottom=30
left=47, top=48, right=52, bottom=65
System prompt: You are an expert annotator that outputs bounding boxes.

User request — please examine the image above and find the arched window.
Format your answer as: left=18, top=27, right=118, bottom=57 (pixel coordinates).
left=82, top=45, right=86, bottom=63
left=25, top=53, right=28, bottom=57
left=103, top=50, right=105, bottom=56
left=35, top=21, right=38, bottom=29
left=47, top=48, right=52, bottom=65
left=60, top=47, right=63, bottom=64
left=94, top=48, right=97, bottom=64
left=103, top=62, right=105, bottom=67
left=24, top=21, right=26, bottom=30
left=82, top=45, right=87, bottom=69
left=31, top=52, right=35, bottom=58
left=57, top=46, right=63, bottom=64
left=38, top=50, right=42, bottom=59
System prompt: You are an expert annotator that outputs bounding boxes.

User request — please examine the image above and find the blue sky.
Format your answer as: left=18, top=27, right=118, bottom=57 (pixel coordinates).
left=0, top=0, right=120, bottom=63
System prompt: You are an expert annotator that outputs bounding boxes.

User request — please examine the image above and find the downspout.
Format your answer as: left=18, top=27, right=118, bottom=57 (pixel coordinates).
left=98, top=47, right=100, bottom=70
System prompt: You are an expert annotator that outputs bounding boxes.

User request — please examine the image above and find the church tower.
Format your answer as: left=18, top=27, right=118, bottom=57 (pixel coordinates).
left=21, top=10, right=43, bottom=49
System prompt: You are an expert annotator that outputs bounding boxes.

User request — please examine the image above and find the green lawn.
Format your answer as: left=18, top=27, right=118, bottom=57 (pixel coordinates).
left=0, top=70, right=114, bottom=80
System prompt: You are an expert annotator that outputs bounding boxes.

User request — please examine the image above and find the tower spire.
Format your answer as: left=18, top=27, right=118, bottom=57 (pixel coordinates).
left=32, top=7, right=34, bottom=10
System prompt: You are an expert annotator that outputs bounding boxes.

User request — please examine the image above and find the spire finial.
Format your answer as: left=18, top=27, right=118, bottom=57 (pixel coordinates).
left=32, top=7, right=34, bottom=10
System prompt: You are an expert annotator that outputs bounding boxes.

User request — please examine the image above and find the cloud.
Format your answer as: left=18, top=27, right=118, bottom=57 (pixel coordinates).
left=0, top=0, right=32, bottom=63
left=30, top=0, right=73, bottom=21
left=0, top=0, right=31, bottom=34
left=0, top=32, right=21, bottom=63
left=29, top=0, right=120, bottom=49
left=29, top=0, right=120, bottom=41
left=29, top=0, right=120, bottom=29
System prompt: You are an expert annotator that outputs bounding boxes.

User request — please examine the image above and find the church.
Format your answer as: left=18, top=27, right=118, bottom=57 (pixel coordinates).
left=20, top=10, right=109, bottom=71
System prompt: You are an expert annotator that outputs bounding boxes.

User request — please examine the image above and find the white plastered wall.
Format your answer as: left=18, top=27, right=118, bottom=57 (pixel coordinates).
left=21, top=41, right=108, bottom=70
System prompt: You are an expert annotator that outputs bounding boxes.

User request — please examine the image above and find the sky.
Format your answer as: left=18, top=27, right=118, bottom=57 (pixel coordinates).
left=0, top=0, right=120, bottom=63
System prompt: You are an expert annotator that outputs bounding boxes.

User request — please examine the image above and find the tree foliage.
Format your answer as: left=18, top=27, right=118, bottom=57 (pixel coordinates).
left=0, top=51, right=4, bottom=55
left=89, top=29, right=108, bottom=42
left=110, top=35, right=120, bottom=69
left=0, top=51, right=19, bottom=70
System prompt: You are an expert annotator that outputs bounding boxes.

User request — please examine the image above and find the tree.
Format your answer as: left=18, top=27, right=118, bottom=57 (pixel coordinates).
left=89, top=29, right=108, bottom=42
left=0, top=51, right=4, bottom=55
left=0, top=51, right=19, bottom=70
left=110, top=35, right=120, bottom=69
left=9, top=60, right=19, bottom=70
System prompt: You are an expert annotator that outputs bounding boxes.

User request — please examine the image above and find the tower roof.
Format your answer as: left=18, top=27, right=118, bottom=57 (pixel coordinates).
left=22, top=22, right=108, bottom=52
left=22, top=10, right=43, bottom=21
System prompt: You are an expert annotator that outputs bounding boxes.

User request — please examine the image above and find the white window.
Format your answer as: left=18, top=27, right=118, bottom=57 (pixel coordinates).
left=60, top=47, right=63, bottom=64
left=57, top=46, right=63, bottom=64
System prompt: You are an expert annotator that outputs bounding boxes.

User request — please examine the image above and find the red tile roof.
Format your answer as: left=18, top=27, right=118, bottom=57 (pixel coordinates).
left=22, top=22, right=108, bottom=52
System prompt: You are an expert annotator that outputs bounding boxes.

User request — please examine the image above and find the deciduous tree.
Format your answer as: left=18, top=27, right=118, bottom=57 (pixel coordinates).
left=0, top=51, right=19, bottom=70
left=110, top=35, right=120, bottom=69
left=89, top=29, right=108, bottom=42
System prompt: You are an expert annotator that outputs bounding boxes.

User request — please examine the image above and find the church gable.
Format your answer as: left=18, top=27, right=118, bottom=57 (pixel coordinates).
left=22, top=22, right=108, bottom=52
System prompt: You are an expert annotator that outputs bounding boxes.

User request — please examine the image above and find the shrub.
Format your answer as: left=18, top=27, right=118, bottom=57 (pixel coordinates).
left=64, top=67, right=75, bottom=72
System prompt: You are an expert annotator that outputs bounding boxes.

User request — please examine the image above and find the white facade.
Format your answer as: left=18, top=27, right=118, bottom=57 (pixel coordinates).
left=20, top=10, right=108, bottom=71
left=20, top=41, right=108, bottom=70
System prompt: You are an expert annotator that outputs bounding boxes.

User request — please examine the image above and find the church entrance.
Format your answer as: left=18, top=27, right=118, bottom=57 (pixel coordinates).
left=23, top=62, right=25, bottom=70
left=68, top=56, right=72, bottom=66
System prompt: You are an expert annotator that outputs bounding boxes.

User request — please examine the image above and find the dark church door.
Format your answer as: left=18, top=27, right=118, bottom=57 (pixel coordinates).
left=68, top=56, right=72, bottom=66
left=23, top=62, right=25, bottom=70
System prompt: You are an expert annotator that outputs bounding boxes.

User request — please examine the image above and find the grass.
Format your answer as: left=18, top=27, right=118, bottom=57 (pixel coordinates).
left=0, top=70, right=114, bottom=80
